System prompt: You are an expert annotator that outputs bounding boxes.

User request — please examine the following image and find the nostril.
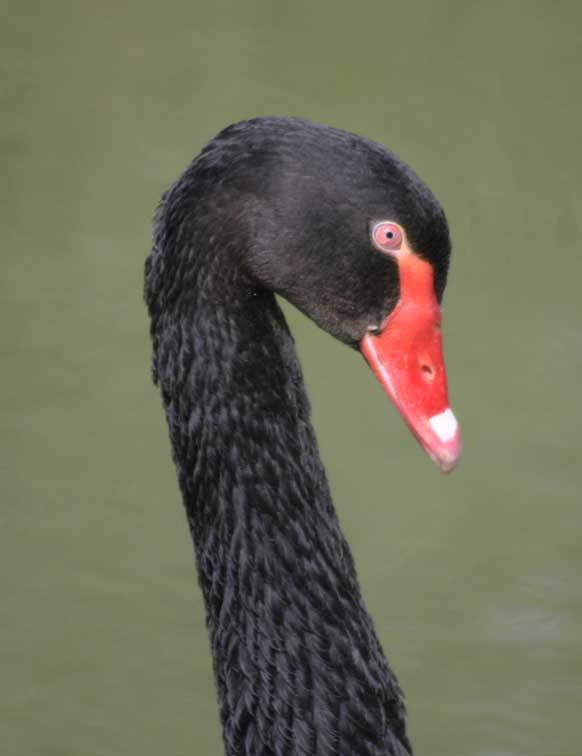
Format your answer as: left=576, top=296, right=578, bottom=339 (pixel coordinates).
left=421, top=363, right=435, bottom=381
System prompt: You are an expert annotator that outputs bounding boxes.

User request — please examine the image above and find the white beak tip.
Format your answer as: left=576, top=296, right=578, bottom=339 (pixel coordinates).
left=428, top=408, right=459, bottom=443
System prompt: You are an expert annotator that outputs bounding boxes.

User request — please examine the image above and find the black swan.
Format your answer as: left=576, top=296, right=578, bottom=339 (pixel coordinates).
left=145, top=117, right=461, bottom=756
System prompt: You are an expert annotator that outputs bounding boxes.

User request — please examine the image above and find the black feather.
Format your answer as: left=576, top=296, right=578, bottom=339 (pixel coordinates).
left=145, top=116, right=451, bottom=756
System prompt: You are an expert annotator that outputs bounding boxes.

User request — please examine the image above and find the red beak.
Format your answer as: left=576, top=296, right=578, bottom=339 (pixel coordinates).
left=361, top=249, right=461, bottom=473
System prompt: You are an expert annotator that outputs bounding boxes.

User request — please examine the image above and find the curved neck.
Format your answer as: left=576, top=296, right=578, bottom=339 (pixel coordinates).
left=146, top=228, right=411, bottom=756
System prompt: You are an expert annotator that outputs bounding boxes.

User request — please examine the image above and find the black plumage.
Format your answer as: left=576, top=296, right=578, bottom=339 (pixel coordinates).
left=144, top=116, right=452, bottom=756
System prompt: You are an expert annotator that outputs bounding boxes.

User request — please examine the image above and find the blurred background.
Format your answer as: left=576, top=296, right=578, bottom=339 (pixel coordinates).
left=2, top=1, right=581, bottom=754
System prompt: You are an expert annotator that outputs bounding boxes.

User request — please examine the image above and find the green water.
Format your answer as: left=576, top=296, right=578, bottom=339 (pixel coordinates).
left=2, top=2, right=581, bottom=754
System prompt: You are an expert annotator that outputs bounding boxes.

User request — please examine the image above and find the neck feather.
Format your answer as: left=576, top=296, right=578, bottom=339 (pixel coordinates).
left=145, top=223, right=412, bottom=756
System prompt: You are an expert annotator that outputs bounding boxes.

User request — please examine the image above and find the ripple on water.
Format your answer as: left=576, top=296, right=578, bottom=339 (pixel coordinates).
left=484, top=564, right=580, bottom=657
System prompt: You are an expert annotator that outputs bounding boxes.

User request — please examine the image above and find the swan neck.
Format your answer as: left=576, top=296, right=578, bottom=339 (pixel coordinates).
left=145, top=200, right=412, bottom=756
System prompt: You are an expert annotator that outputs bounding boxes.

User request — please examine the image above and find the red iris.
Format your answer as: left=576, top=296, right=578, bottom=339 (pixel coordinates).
left=372, top=222, right=403, bottom=253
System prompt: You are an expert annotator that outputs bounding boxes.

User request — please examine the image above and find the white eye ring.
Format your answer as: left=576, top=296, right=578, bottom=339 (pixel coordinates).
left=371, top=221, right=403, bottom=254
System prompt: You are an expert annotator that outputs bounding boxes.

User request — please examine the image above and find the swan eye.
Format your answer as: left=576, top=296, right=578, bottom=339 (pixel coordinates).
left=372, top=222, right=403, bottom=253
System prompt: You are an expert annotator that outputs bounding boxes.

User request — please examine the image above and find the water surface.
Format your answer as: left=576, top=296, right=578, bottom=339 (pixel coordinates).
left=2, top=2, right=581, bottom=754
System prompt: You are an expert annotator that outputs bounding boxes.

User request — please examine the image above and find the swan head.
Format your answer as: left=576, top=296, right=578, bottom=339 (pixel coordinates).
left=176, top=117, right=462, bottom=471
